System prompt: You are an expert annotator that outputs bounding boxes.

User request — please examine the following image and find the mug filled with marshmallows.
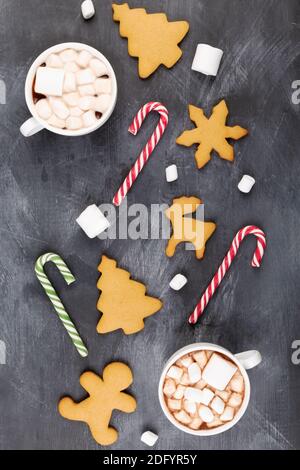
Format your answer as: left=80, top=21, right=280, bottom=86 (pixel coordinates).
left=20, top=42, right=117, bottom=137
left=158, top=343, right=262, bottom=436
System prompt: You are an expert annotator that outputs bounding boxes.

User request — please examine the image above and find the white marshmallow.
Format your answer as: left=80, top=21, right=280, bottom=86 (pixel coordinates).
left=177, top=354, right=193, bottom=368
left=48, top=114, right=65, bottom=129
left=207, top=417, right=223, bottom=428
left=200, top=388, right=214, bottom=406
left=165, top=164, right=178, bottom=182
left=228, top=392, right=243, bottom=408
left=163, top=378, right=176, bottom=397
left=70, top=106, right=84, bottom=117
left=94, top=77, right=111, bottom=94
left=76, top=204, right=110, bottom=238
left=93, top=94, right=111, bottom=113
left=35, top=99, right=52, bottom=120
left=189, top=418, right=203, bottom=430
left=64, top=61, right=80, bottom=73
left=76, top=68, right=96, bottom=85
left=66, top=116, right=82, bottom=130
left=166, top=365, right=183, bottom=381
left=198, top=405, right=214, bottom=423
left=220, top=406, right=234, bottom=421
left=35, top=66, right=65, bottom=97
left=211, top=396, right=225, bottom=415
left=79, top=96, right=96, bottom=111
left=169, top=273, right=187, bottom=291
left=63, top=72, right=77, bottom=93
left=215, top=390, right=231, bottom=402
left=188, top=363, right=201, bottom=384
left=46, top=53, right=63, bottom=68
left=183, top=400, right=197, bottom=415
left=51, top=98, right=70, bottom=120
left=174, top=410, right=192, bottom=425
left=140, top=431, right=158, bottom=447
left=82, top=110, right=98, bottom=128
left=229, top=373, right=244, bottom=393
left=89, top=58, right=108, bottom=77
left=202, top=353, right=237, bottom=391
left=60, top=49, right=78, bottom=63
left=180, top=373, right=191, bottom=386
left=81, top=0, right=95, bottom=20
left=184, top=387, right=203, bottom=403
left=76, top=50, right=93, bottom=68
left=173, top=385, right=186, bottom=399
left=167, top=398, right=182, bottom=411
left=191, top=44, right=224, bottom=76
left=193, top=351, right=208, bottom=369
left=63, top=92, right=80, bottom=107
left=78, top=84, right=96, bottom=96
left=195, top=379, right=207, bottom=390
left=238, top=175, right=255, bottom=193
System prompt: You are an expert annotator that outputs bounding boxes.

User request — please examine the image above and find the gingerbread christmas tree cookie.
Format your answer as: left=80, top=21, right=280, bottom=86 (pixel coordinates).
left=58, top=362, right=136, bottom=446
left=176, top=100, right=248, bottom=169
left=165, top=196, right=216, bottom=260
left=96, top=255, right=162, bottom=334
left=112, top=3, right=189, bottom=78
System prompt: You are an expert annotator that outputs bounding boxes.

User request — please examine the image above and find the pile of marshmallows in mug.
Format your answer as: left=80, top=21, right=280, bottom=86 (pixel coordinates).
left=163, top=350, right=245, bottom=430
left=34, top=48, right=113, bottom=130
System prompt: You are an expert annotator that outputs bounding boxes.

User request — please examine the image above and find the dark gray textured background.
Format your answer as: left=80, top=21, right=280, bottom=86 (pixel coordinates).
left=0, top=0, right=299, bottom=450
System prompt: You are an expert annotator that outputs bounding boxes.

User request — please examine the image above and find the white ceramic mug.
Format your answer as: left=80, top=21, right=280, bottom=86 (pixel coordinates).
left=20, top=42, right=117, bottom=137
left=158, top=342, right=262, bottom=436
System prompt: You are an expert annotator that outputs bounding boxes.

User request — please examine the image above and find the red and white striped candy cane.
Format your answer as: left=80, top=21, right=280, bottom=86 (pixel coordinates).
left=188, top=225, right=267, bottom=325
left=112, top=102, right=169, bottom=206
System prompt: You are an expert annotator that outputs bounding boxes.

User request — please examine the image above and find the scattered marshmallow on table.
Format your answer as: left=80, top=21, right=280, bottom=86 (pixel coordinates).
left=238, top=174, right=256, bottom=193
left=141, top=431, right=158, bottom=447
left=202, top=353, right=237, bottom=390
left=76, top=204, right=110, bottom=238
left=169, top=273, right=187, bottom=291
left=191, top=44, right=224, bottom=76
left=35, top=66, right=65, bottom=96
left=81, top=0, right=95, bottom=20
left=165, top=164, right=178, bottom=182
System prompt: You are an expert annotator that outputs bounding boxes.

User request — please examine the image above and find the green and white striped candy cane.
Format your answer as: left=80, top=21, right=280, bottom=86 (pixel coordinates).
left=35, top=252, right=88, bottom=357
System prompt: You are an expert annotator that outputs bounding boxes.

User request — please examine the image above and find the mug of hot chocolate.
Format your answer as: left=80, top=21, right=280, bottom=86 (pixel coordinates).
left=158, top=343, right=262, bottom=436
left=20, top=42, right=117, bottom=137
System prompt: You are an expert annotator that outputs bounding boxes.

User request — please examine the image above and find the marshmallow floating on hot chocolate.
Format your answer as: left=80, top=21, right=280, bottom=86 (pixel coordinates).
left=202, top=353, right=237, bottom=391
left=35, top=66, right=65, bottom=97
left=33, top=47, right=113, bottom=131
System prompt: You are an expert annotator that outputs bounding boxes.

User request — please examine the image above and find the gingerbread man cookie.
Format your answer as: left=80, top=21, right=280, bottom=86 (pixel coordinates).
left=112, top=3, right=189, bottom=78
left=165, top=196, right=216, bottom=260
left=97, top=255, right=163, bottom=334
left=176, top=100, right=248, bottom=169
left=58, top=362, right=136, bottom=446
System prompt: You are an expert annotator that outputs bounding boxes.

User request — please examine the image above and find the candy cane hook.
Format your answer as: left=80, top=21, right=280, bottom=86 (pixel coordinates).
left=112, top=101, right=169, bottom=206
left=188, top=225, right=267, bottom=325
left=35, top=253, right=88, bottom=357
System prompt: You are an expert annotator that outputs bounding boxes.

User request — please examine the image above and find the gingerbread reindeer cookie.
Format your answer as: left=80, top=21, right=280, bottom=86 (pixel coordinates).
left=58, top=362, right=136, bottom=446
left=176, top=100, right=248, bottom=169
left=165, top=196, right=216, bottom=260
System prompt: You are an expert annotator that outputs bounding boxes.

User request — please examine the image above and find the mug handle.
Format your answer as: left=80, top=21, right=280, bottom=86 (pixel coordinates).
left=234, top=350, right=262, bottom=370
left=20, top=117, right=44, bottom=137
